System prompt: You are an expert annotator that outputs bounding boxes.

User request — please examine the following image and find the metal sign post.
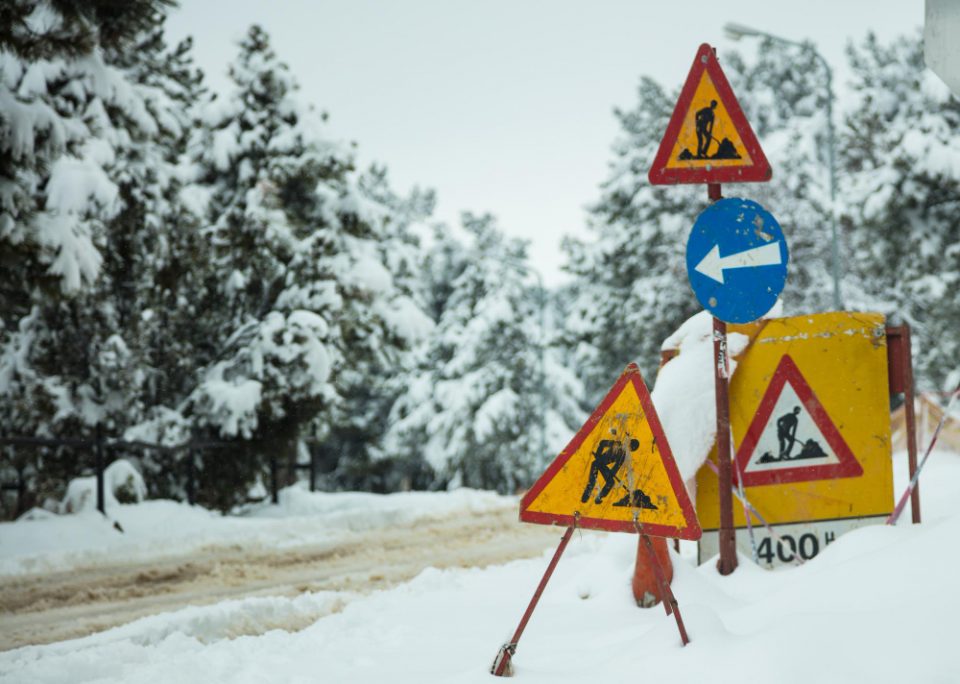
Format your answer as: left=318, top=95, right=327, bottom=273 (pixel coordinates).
left=707, top=183, right=736, bottom=575
left=687, top=193, right=788, bottom=574
left=713, top=314, right=737, bottom=575
left=649, top=45, right=779, bottom=575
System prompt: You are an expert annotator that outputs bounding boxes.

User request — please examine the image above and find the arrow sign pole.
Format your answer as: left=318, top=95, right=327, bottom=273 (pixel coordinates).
left=695, top=241, right=783, bottom=284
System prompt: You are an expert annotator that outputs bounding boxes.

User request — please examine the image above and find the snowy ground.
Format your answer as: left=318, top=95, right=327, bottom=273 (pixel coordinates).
left=0, top=489, right=561, bottom=650
left=2, top=449, right=959, bottom=683
left=0, top=487, right=512, bottom=577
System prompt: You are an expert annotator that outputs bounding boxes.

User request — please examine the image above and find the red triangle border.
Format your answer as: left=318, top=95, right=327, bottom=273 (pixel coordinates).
left=520, top=363, right=702, bottom=540
left=733, top=355, right=863, bottom=487
left=648, top=43, right=772, bottom=185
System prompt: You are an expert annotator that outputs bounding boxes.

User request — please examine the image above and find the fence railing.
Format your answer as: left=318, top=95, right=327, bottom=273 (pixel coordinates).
left=0, top=433, right=317, bottom=518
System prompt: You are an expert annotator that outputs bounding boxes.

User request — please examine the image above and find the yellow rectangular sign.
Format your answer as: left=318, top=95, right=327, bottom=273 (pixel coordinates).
left=696, top=312, right=894, bottom=533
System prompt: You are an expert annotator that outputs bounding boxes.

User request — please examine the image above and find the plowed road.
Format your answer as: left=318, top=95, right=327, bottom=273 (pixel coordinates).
left=0, top=508, right=562, bottom=651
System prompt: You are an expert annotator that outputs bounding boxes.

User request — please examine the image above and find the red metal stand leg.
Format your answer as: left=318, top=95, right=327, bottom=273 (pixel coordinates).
left=491, top=525, right=575, bottom=677
left=902, top=325, right=921, bottom=524
left=640, top=533, right=689, bottom=646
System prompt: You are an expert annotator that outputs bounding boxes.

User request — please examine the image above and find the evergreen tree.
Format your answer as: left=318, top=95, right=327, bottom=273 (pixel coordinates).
left=386, top=214, right=574, bottom=493
left=106, top=23, right=213, bottom=499
left=313, top=166, right=435, bottom=491
left=184, top=26, right=433, bottom=506
left=563, top=77, right=701, bottom=404
left=841, top=32, right=960, bottom=388
left=0, top=1, right=185, bottom=509
left=723, top=40, right=837, bottom=313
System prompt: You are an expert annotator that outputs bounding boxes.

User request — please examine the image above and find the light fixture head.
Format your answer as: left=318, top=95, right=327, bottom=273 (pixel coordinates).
left=723, top=22, right=762, bottom=41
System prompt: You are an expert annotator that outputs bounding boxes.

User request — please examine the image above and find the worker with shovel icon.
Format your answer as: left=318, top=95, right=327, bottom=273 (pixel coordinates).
left=777, top=406, right=802, bottom=459
left=580, top=434, right=640, bottom=505
left=695, top=100, right=718, bottom=158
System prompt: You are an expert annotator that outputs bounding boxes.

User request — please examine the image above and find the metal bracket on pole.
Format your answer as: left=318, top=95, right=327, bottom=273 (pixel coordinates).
left=491, top=522, right=576, bottom=677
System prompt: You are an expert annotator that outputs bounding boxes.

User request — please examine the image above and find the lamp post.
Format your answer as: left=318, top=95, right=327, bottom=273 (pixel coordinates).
left=723, top=22, right=843, bottom=312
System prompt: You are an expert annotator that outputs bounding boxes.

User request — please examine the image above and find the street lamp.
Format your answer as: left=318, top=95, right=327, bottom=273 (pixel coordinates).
left=723, top=22, right=844, bottom=312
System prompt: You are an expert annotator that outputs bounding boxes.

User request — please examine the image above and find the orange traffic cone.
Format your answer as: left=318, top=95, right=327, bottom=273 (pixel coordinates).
left=631, top=535, right=673, bottom=607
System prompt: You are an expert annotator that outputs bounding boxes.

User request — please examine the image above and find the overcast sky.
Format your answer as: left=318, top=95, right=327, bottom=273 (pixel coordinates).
left=166, top=1, right=924, bottom=285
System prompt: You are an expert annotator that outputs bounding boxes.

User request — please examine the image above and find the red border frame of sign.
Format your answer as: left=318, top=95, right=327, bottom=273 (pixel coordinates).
left=648, top=43, right=772, bottom=185
left=520, top=363, right=702, bottom=540
left=733, top=354, right=864, bottom=487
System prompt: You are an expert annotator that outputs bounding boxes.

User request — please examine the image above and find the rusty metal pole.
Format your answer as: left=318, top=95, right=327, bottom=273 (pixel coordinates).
left=714, top=316, right=737, bottom=574
left=491, top=524, right=575, bottom=677
left=902, top=325, right=921, bottom=524
left=708, top=183, right=737, bottom=575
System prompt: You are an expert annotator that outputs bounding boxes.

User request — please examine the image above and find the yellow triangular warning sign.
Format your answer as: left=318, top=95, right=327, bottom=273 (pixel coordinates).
left=520, top=364, right=701, bottom=540
left=648, top=43, right=771, bottom=185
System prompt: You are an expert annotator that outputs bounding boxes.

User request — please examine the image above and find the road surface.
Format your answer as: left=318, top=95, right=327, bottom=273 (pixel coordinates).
left=0, top=507, right=563, bottom=651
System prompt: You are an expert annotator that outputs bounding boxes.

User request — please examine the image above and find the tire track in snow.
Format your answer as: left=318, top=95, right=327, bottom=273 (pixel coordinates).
left=0, top=507, right=560, bottom=650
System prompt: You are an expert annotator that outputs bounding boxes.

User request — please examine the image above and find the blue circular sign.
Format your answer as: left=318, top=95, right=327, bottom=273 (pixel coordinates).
left=685, top=198, right=789, bottom=324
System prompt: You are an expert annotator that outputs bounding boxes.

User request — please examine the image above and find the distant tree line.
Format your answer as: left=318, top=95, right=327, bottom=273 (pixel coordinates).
left=0, top=1, right=956, bottom=515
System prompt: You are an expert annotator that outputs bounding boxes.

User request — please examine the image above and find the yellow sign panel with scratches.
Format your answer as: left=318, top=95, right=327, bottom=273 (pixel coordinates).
left=696, top=313, right=894, bottom=540
left=521, top=364, right=701, bottom=539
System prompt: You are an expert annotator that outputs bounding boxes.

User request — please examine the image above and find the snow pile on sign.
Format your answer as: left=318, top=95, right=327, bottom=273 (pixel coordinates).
left=2, top=449, right=959, bottom=683
left=652, top=308, right=759, bottom=482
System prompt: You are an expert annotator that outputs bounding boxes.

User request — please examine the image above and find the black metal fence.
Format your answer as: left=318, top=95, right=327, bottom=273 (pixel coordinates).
left=0, top=433, right=317, bottom=519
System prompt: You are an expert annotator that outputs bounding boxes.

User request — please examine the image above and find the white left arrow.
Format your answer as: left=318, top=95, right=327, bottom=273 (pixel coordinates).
left=694, top=242, right=783, bottom=284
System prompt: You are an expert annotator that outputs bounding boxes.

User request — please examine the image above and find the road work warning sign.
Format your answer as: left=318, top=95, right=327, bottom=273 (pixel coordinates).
left=695, top=312, right=894, bottom=567
left=648, top=43, right=771, bottom=185
left=521, top=363, right=701, bottom=540
left=735, top=354, right=863, bottom=486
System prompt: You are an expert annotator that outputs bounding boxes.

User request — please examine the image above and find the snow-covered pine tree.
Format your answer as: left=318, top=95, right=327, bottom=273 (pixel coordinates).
left=183, top=24, right=348, bottom=505
left=312, top=166, right=435, bottom=491
left=0, top=0, right=183, bottom=510
left=723, top=40, right=838, bottom=313
left=186, top=26, right=433, bottom=507
left=841, top=32, right=960, bottom=388
left=563, top=77, right=701, bottom=405
left=387, top=214, right=568, bottom=493
left=105, top=21, right=214, bottom=499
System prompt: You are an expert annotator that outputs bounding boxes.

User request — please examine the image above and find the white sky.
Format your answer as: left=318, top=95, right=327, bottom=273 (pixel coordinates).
left=166, top=1, right=923, bottom=286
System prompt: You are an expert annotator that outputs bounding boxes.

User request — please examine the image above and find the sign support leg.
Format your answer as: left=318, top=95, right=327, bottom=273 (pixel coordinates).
left=714, top=315, right=737, bottom=574
left=901, top=325, right=921, bottom=524
left=640, top=533, right=689, bottom=645
left=491, top=524, right=575, bottom=677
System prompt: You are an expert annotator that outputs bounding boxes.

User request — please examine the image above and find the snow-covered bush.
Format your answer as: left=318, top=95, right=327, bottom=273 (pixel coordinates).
left=60, top=459, right=146, bottom=514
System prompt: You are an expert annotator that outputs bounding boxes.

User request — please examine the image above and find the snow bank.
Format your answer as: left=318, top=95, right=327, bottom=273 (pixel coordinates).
left=59, top=459, right=147, bottom=514
left=652, top=310, right=755, bottom=482
left=0, top=487, right=512, bottom=576
left=3, top=449, right=959, bottom=683
left=651, top=304, right=784, bottom=484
